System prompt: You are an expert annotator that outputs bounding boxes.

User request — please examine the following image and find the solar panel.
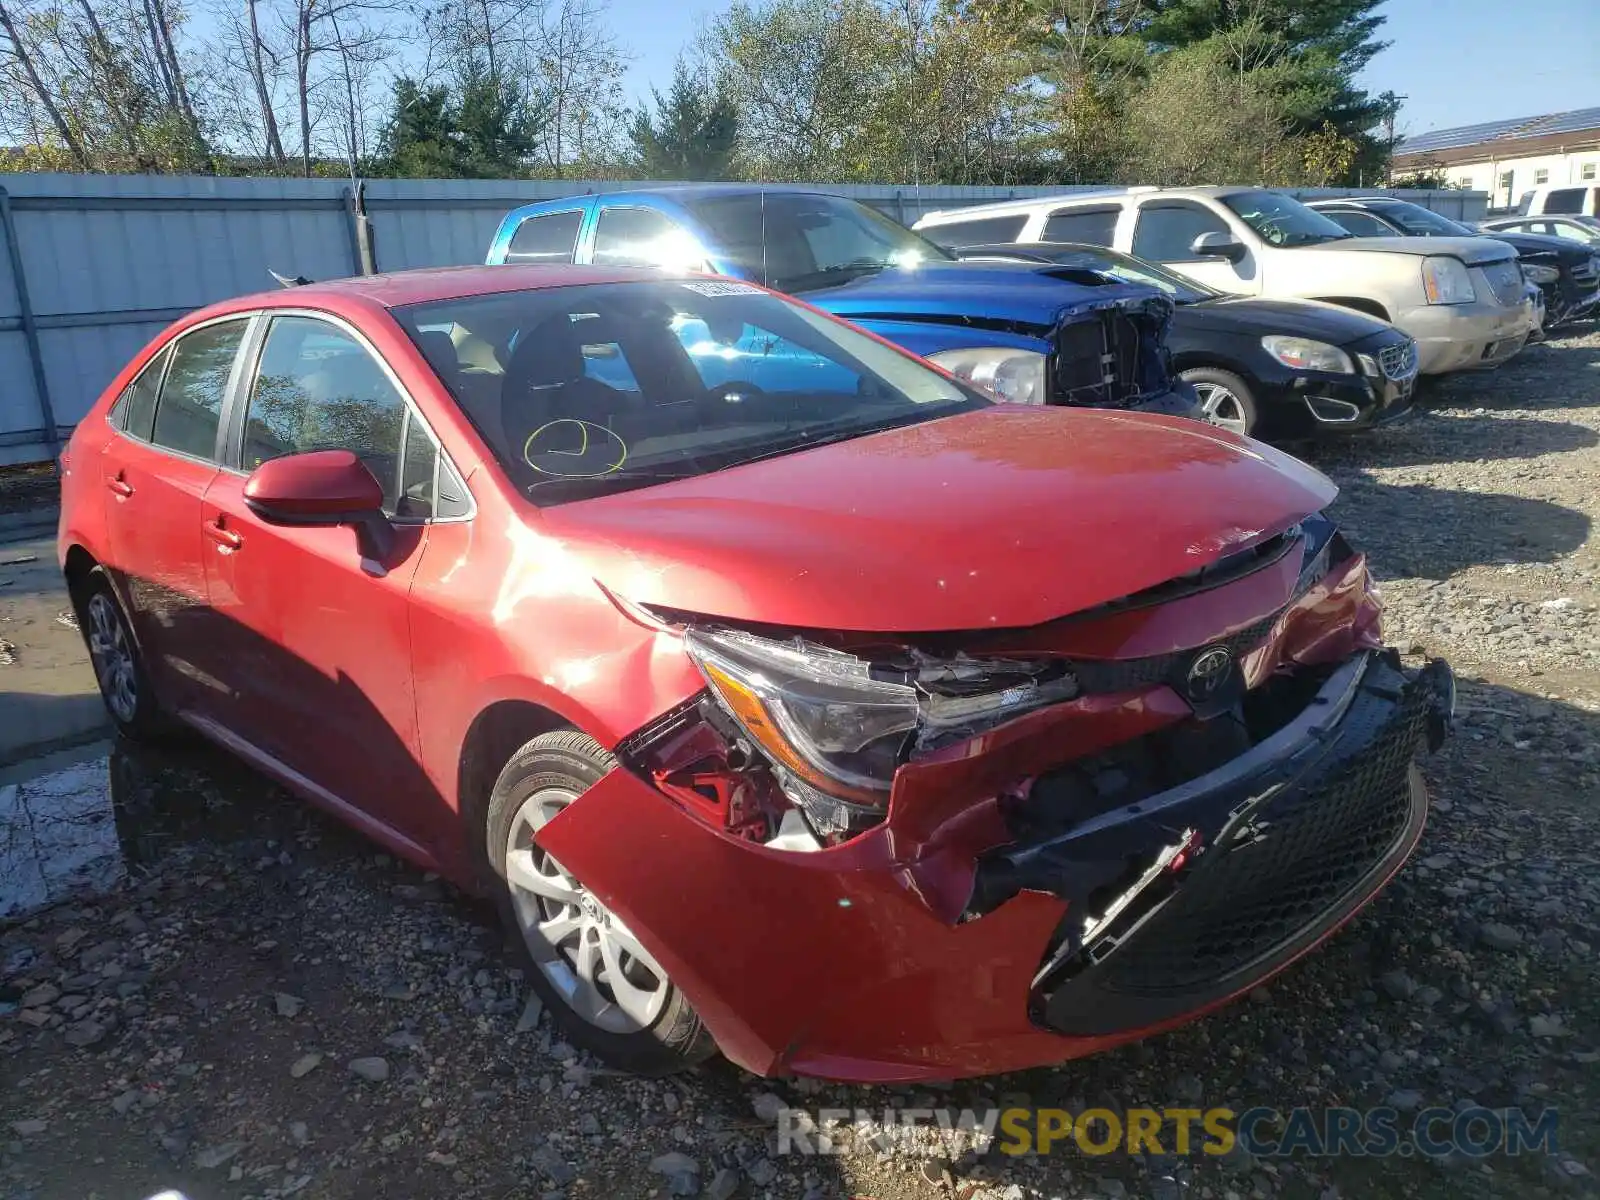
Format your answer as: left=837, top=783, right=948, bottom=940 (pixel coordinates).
left=1538, top=106, right=1600, bottom=136
left=1397, top=106, right=1600, bottom=155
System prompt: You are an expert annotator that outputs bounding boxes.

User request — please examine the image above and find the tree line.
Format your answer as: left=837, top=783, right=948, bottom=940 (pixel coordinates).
left=0, top=0, right=1403, bottom=186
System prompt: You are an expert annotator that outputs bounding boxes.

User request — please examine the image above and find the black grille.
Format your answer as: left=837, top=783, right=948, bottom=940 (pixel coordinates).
left=1095, top=682, right=1429, bottom=993
left=1571, top=259, right=1598, bottom=288
left=1072, top=612, right=1279, bottom=695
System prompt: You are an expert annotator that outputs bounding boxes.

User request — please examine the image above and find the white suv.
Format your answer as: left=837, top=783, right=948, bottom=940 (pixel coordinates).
left=914, top=187, right=1536, bottom=376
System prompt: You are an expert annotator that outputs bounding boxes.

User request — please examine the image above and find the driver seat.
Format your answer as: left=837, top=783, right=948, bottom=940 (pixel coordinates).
left=499, top=315, right=631, bottom=465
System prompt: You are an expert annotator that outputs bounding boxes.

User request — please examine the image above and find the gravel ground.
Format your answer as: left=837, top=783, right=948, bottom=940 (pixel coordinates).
left=3, top=326, right=1600, bottom=1200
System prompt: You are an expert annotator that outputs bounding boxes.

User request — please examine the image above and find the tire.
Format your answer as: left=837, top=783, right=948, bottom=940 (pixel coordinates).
left=1180, top=367, right=1258, bottom=438
left=74, top=568, right=166, bottom=740
left=486, top=729, right=716, bottom=1075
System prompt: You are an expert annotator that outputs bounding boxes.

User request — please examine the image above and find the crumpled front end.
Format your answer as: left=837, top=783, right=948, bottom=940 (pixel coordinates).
left=1050, top=292, right=1198, bottom=418
left=534, top=518, right=1454, bottom=1081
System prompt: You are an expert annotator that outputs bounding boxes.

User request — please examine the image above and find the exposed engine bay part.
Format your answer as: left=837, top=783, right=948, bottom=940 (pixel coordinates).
left=965, top=651, right=1455, bottom=1036
left=1049, top=295, right=1177, bottom=410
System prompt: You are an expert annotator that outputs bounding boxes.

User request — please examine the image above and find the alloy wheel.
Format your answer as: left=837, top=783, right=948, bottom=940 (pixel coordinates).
left=86, top=592, right=138, bottom=724
left=504, top=788, right=670, bottom=1033
left=1193, top=382, right=1249, bottom=436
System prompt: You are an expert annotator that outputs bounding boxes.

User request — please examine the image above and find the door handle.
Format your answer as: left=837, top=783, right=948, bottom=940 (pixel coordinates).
left=107, top=474, right=134, bottom=498
left=204, top=519, right=243, bottom=552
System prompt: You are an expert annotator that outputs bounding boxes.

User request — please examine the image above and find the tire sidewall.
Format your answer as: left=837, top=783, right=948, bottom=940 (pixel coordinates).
left=77, top=569, right=164, bottom=740
left=1180, top=367, right=1258, bottom=436
left=484, top=732, right=712, bottom=1075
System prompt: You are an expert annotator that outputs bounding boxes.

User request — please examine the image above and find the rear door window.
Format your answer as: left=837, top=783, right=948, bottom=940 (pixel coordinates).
left=918, top=214, right=1029, bottom=248
left=506, top=211, right=585, bottom=264
left=593, top=206, right=703, bottom=269
left=1041, top=207, right=1120, bottom=246
left=149, top=319, right=249, bottom=460
left=1131, top=204, right=1231, bottom=262
left=1543, top=188, right=1588, bottom=215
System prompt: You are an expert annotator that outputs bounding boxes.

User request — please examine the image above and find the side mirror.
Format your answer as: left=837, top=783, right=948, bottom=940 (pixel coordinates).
left=1191, top=231, right=1246, bottom=263
left=243, top=450, right=393, bottom=558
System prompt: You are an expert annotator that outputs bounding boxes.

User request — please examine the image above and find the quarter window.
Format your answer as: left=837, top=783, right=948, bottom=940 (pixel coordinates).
left=150, top=320, right=248, bottom=460
left=115, top=347, right=169, bottom=441
left=1041, top=207, right=1120, bottom=246
left=506, top=210, right=585, bottom=264
left=1131, top=205, right=1231, bottom=262
left=593, top=207, right=702, bottom=269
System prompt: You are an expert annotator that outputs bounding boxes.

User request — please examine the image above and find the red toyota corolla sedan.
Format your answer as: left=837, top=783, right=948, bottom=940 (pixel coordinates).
left=57, top=264, right=1454, bottom=1082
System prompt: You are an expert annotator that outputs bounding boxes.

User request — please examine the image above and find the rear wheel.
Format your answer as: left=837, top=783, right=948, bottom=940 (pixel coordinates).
left=486, top=730, right=716, bottom=1075
left=1180, top=368, right=1257, bottom=437
left=76, top=569, right=165, bottom=740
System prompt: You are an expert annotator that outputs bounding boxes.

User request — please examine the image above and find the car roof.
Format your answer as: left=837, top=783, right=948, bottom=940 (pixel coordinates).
left=222, top=263, right=682, bottom=311
left=508, top=184, right=836, bottom=211
left=918, top=185, right=1264, bottom=224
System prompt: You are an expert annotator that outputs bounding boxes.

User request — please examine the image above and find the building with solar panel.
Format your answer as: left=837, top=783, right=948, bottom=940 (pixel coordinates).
left=1393, top=107, right=1600, bottom=209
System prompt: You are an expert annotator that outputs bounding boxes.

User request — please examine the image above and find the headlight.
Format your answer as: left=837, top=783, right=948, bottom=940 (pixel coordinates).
left=684, top=627, right=1076, bottom=834
left=1421, top=256, right=1476, bottom=304
left=1260, top=335, right=1355, bottom=374
left=926, top=347, right=1047, bottom=404
left=1521, top=263, right=1560, bottom=284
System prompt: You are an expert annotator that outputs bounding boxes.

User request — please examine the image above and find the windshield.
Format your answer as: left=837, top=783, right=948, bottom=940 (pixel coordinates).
left=1035, top=245, right=1217, bottom=303
left=1221, top=190, right=1354, bottom=247
left=681, top=193, right=955, bottom=293
left=1374, top=201, right=1474, bottom=237
left=394, top=279, right=987, bottom=506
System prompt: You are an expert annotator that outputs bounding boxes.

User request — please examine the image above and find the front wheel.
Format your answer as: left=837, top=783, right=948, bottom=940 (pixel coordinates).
left=486, top=730, right=717, bottom=1075
left=1180, top=367, right=1257, bottom=437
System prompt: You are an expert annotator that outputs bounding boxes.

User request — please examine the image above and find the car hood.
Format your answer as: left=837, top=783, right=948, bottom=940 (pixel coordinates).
left=1181, top=294, right=1395, bottom=345
left=802, top=260, right=1163, bottom=329
left=1470, top=230, right=1591, bottom=264
left=540, top=406, right=1337, bottom=632
left=1322, top=235, right=1513, bottom=265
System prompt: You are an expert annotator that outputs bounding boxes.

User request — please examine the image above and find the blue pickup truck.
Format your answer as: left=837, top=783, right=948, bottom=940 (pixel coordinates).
left=484, top=186, right=1199, bottom=417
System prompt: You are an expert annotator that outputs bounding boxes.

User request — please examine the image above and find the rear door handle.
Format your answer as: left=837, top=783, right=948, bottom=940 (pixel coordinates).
left=204, top=519, right=243, bottom=552
left=107, top=475, right=134, bottom=498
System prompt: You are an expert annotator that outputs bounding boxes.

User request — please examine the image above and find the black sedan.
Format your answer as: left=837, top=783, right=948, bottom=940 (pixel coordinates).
left=1309, top=197, right=1600, bottom=330
left=954, top=243, right=1418, bottom=441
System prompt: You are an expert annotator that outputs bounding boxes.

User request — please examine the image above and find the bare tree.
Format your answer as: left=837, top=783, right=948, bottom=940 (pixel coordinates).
left=279, top=0, right=399, bottom=175
left=0, top=0, right=90, bottom=163
left=534, top=0, right=626, bottom=175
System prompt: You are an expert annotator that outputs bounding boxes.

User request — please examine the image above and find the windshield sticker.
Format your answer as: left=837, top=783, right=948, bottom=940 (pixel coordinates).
left=523, top=419, right=629, bottom=478
left=677, top=280, right=765, bottom=297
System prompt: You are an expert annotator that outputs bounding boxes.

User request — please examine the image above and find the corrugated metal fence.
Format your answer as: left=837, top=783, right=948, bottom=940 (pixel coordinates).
left=0, top=174, right=1488, bottom=466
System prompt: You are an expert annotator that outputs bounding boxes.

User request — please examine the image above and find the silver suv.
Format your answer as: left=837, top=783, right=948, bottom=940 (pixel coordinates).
left=915, top=187, right=1537, bottom=376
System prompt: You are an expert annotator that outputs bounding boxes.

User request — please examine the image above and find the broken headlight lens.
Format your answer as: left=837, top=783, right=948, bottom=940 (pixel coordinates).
left=926, top=347, right=1047, bottom=404
left=683, top=628, right=920, bottom=803
left=1260, top=335, right=1355, bottom=374
left=683, top=628, right=1080, bottom=829
left=1521, top=263, right=1560, bottom=285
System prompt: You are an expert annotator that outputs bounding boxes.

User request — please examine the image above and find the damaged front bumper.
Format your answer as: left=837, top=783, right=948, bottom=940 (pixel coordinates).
left=973, top=650, right=1453, bottom=1037
left=538, top=646, right=1454, bottom=1081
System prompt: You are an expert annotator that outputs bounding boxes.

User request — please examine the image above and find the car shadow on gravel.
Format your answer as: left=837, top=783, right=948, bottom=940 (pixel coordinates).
left=1325, top=479, right=1591, bottom=580
left=1417, top=340, right=1600, bottom=413
left=1300, top=412, right=1599, bottom=471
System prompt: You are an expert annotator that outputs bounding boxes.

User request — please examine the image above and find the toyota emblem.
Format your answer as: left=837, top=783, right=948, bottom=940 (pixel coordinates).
left=1186, top=646, right=1234, bottom=702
